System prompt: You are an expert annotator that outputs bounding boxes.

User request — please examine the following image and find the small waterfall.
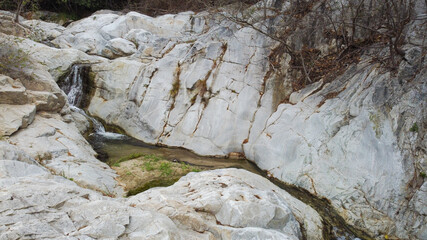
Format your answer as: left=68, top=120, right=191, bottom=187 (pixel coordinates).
left=61, top=65, right=125, bottom=139
left=69, top=106, right=105, bottom=133
left=61, top=65, right=84, bottom=108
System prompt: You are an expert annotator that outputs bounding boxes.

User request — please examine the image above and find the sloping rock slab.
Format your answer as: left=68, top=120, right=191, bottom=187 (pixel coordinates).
left=0, top=159, right=322, bottom=240
left=8, top=114, right=122, bottom=196
left=128, top=168, right=323, bottom=240
left=0, top=104, right=36, bottom=136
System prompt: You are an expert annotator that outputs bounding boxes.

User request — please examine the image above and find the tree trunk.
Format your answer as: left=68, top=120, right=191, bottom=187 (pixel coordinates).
left=15, top=0, right=24, bottom=23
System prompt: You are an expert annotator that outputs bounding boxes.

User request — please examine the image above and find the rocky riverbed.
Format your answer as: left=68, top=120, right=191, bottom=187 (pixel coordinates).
left=0, top=0, right=426, bottom=239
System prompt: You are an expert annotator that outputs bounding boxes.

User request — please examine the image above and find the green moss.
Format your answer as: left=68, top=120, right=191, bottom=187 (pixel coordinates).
left=159, top=162, right=172, bottom=176
left=410, top=123, right=419, bottom=132
left=115, top=153, right=144, bottom=164
left=180, top=162, right=190, bottom=170
left=126, top=178, right=180, bottom=197
left=88, top=71, right=97, bottom=82
left=144, top=154, right=162, bottom=162
left=369, top=113, right=382, bottom=138
left=420, top=172, right=426, bottom=178
left=170, top=79, right=180, bottom=98
left=170, top=64, right=182, bottom=99
left=110, top=152, right=166, bottom=168
left=143, top=161, right=155, bottom=171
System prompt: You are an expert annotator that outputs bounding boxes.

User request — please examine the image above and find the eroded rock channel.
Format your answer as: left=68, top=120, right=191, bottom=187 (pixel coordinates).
left=63, top=63, right=363, bottom=238
left=57, top=63, right=370, bottom=239
left=90, top=133, right=371, bottom=240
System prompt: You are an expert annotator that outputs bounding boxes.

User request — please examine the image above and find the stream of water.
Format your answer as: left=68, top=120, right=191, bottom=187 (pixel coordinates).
left=60, top=64, right=124, bottom=139
left=88, top=133, right=261, bottom=173
left=59, top=64, right=370, bottom=240
left=61, top=65, right=84, bottom=107
left=87, top=133, right=367, bottom=240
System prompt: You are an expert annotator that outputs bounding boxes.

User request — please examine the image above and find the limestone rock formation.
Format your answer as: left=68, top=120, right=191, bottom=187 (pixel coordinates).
left=0, top=145, right=321, bottom=239
left=0, top=75, right=28, bottom=105
left=0, top=104, right=36, bottom=136
left=0, top=30, right=121, bottom=195
left=128, top=168, right=323, bottom=240
left=22, top=19, right=65, bottom=41
left=0, top=0, right=425, bottom=239
left=49, top=1, right=426, bottom=238
left=101, top=38, right=137, bottom=58
left=0, top=10, right=324, bottom=239
left=8, top=113, right=123, bottom=195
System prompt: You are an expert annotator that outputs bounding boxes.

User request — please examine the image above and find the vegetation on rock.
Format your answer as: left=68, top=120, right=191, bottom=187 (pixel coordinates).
left=110, top=152, right=202, bottom=196
left=0, top=37, right=30, bottom=76
left=224, top=0, right=424, bottom=99
left=410, top=122, right=419, bottom=132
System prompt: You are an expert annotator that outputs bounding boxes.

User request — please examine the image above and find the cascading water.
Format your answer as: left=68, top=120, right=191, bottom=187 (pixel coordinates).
left=61, top=65, right=84, bottom=107
left=69, top=106, right=106, bottom=133
left=60, top=64, right=124, bottom=139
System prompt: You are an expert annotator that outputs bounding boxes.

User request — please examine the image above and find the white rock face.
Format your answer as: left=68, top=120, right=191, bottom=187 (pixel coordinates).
left=8, top=114, right=122, bottom=196
left=0, top=150, right=320, bottom=240
left=53, top=4, right=427, bottom=239
left=101, top=38, right=137, bottom=58
left=128, top=169, right=324, bottom=240
left=0, top=161, right=123, bottom=239
left=124, top=28, right=153, bottom=46
left=85, top=19, right=271, bottom=156
left=0, top=104, right=36, bottom=136
left=0, top=33, right=105, bottom=81
left=22, top=19, right=65, bottom=41
left=0, top=31, right=122, bottom=194
left=53, top=11, right=195, bottom=55
left=0, top=9, right=321, bottom=240
left=0, top=75, right=28, bottom=104
left=0, top=1, right=425, bottom=238
left=0, top=142, right=38, bottom=165
left=289, top=80, right=323, bottom=104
